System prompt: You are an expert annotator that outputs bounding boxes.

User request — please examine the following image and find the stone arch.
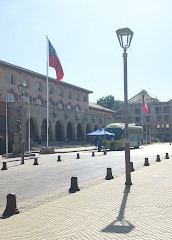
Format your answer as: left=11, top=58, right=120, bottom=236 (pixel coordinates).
left=77, top=122, right=84, bottom=141
left=67, top=121, right=75, bottom=141
left=49, top=121, right=53, bottom=141
left=55, top=121, right=64, bottom=141
left=94, top=124, right=99, bottom=131
left=86, top=123, right=92, bottom=134
left=26, top=117, right=38, bottom=142
left=41, top=119, right=53, bottom=141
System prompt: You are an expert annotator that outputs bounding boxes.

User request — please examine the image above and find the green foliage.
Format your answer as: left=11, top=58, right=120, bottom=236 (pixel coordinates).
left=0, top=136, right=5, bottom=155
left=97, top=95, right=122, bottom=111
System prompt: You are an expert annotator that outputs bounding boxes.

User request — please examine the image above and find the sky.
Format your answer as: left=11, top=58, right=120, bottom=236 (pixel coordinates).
left=1, top=0, right=172, bottom=103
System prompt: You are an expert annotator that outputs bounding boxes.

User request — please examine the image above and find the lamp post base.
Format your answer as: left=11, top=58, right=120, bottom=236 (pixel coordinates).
left=125, top=142, right=132, bottom=186
left=125, top=181, right=132, bottom=186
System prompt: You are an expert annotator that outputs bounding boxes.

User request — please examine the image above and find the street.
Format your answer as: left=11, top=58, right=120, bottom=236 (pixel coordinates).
left=0, top=143, right=171, bottom=213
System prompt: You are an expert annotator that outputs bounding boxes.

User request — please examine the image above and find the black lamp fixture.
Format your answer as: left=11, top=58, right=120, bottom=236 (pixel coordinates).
left=18, top=83, right=27, bottom=95
left=116, top=27, right=133, bottom=49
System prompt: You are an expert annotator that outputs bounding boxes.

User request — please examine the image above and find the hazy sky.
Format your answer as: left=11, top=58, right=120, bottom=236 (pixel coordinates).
left=1, top=0, right=172, bottom=103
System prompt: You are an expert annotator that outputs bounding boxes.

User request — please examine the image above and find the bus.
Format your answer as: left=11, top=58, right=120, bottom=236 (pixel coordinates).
left=105, top=123, right=142, bottom=150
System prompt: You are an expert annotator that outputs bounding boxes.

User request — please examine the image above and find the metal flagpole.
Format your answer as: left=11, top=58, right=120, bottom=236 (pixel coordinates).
left=6, top=93, right=8, bottom=157
left=146, top=122, right=147, bottom=144
left=46, top=36, right=49, bottom=148
left=28, top=98, right=30, bottom=153
left=142, top=91, right=144, bottom=144
left=149, top=119, right=151, bottom=144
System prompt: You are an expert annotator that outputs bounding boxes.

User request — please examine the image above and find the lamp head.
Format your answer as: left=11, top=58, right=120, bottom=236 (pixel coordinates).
left=116, top=27, right=133, bottom=49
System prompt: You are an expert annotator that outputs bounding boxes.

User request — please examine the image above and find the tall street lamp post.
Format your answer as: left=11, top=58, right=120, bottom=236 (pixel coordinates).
left=116, top=27, right=133, bottom=185
left=18, top=83, right=27, bottom=164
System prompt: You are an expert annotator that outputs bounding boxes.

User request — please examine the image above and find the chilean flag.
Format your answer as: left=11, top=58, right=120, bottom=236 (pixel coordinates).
left=142, top=95, right=148, bottom=114
left=48, top=39, right=64, bottom=82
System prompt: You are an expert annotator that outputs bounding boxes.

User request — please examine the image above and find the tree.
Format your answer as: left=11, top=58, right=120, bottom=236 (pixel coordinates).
left=97, top=95, right=122, bottom=111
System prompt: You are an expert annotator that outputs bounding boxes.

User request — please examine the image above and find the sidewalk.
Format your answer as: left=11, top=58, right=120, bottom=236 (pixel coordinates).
left=0, top=145, right=95, bottom=163
left=1, top=155, right=172, bottom=239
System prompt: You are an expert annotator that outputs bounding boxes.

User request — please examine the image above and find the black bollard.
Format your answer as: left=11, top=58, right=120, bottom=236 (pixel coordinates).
left=76, top=153, right=80, bottom=159
left=69, top=177, right=80, bottom=193
left=105, top=168, right=114, bottom=180
left=144, top=157, right=149, bottom=166
left=130, top=162, right=135, bottom=172
left=57, top=155, right=61, bottom=161
left=33, top=157, right=38, bottom=165
left=1, top=162, right=7, bottom=170
left=92, top=152, right=95, bottom=157
left=156, top=155, right=161, bottom=162
left=165, top=153, right=169, bottom=159
left=3, top=193, right=19, bottom=217
left=104, top=150, right=107, bottom=155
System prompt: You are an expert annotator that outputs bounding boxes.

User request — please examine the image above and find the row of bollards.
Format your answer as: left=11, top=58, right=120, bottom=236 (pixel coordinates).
left=1, top=152, right=170, bottom=217
left=1, top=151, right=108, bottom=171
left=1, top=152, right=170, bottom=172
left=1, top=158, right=39, bottom=171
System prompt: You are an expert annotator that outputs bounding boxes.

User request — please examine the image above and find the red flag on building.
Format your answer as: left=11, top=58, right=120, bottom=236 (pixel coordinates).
left=48, top=39, right=64, bottom=82
left=142, top=95, right=148, bottom=114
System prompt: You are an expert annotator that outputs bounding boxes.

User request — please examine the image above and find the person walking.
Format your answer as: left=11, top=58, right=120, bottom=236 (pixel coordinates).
left=110, top=136, right=114, bottom=150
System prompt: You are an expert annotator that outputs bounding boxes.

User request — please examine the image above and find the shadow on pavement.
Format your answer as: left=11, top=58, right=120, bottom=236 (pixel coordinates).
left=102, top=185, right=135, bottom=234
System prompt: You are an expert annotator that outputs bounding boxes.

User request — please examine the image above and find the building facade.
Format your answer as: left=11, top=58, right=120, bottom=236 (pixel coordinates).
left=0, top=60, right=114, bottom=150
left=115, top=90, right=172, bottom=142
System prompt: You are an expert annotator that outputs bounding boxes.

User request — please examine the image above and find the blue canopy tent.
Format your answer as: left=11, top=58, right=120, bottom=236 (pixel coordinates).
left=86, top=128, right=114, bottom=152
left=86, top=128, right=115, bottom=136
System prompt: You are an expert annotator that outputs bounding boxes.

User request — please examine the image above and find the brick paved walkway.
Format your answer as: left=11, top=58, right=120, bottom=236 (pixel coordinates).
left=1, top=155, right=172, bottom=239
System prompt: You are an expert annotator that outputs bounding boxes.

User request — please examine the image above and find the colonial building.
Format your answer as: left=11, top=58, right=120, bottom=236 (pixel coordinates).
left=0, top=60, right=114, bottom=150
left=115, top=90, right=172, bottom=142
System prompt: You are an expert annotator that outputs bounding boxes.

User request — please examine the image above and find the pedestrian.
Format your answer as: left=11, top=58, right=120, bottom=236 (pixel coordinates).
left=98, top=138, right=102, bottom=152
left=110, top=136, right=114, bottom=150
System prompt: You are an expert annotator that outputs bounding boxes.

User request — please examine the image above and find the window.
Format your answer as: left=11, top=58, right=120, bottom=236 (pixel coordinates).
left=23, top=79, right=28, bottom=87
left=166, top=124, right=169, bottom=128
left=48, top=100, right=53, bottom=106
left=58, top=89, right=63, bottom=97
left=135, top=108, right=140, bottom=114
left=157, top=115, right=162, bottom=121
left=57, top=102, right=64, bottom=109
left=67, top=104, right=72, bottom=110
left=48, top=85, right=53, bottom=94
left=164, top=115, right=169, bottom=121
left=8, top=74, right=14, bottom=84
left=36, top=82, right=42, bottom=92
left=163, top=106, right=170, bottom=113
left=75, top=106, right=80, bottom=112
left=23, top=96, right=29, bottom=102
left=76, top=94, right=80, bottom=101
left=7, top=93, right=15, bottom=102
left=146, top=116, right=150, bottom=122
left=135, top=117, right=140, bottom=122
left=155, top=107, right=162, bottom=114
left=35, top=98, right=42, bottom=105
left=83, top=96, right=88, bottom=102
left=69, top=91, right=72, bottom=99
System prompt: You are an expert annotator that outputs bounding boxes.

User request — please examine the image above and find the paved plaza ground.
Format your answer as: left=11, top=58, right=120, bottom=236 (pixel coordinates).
left=0, top=143, right=172, bottom=239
